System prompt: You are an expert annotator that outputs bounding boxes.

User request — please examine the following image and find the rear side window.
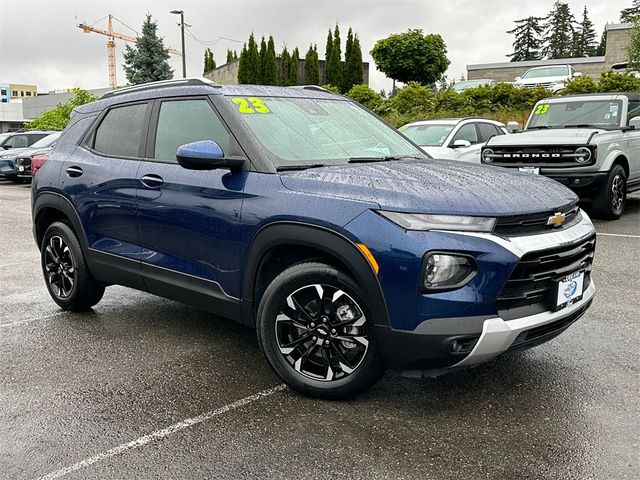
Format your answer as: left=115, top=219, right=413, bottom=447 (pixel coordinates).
left=93, top=103, right=148, bottom=157
left=153, top=99, right=230, bottom=162
left=477, top=123, right=500, bottom=142
left=451, top=123, right=478, bottom=144
left=6, top=135, right=29, bottom=148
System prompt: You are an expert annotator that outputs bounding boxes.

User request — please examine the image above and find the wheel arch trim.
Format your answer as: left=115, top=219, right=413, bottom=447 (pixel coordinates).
left=33, top=192, right=89, bottom=251
left=241, top=221, right=390, bottom=328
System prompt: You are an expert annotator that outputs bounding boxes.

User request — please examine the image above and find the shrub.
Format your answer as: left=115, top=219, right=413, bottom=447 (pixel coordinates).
left=390, top=82, right=433, bottom=115
left=346, top=84, right=383, bottom=111
left=597, top=71, right=640, bottom=92
left=563, top=76, right=597, bottom=94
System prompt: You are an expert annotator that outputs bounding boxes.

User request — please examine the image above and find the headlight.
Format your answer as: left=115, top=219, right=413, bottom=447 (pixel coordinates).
left=481, top=148, right=494, bottom=163
left=575, top=146, right=592, bottom=164
left=378, top=211, right=496, bottom=232
left=423, top=252, right=477, bottom=290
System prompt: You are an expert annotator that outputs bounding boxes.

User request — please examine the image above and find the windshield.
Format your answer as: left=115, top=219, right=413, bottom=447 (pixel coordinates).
left=522, top=66, right=569, bottom=79
left=399, top=124, right=454, bottom=146
left=226, top=96, right=424, bottom=167
left=0, top=133, right=10, bottom=146
left=452, top=80, right=489, bottom=92
left=30, top=132, right=61, bottom=149
left=527, top=100, right=623, bottom=129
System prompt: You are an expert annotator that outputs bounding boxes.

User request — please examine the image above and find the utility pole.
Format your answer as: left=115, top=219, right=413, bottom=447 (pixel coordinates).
left=170, top=10, right=187, bottom=78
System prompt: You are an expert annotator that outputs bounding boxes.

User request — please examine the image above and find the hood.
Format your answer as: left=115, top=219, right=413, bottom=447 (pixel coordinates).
left=487, top=128, right=601, bottom=146
left=420, top=146, right=455, bottom=159
left=515, top=75, right=567, bottom=85
left=0, top=147, right=30, bottom=159
left=279, top=159, right=577, bottom=217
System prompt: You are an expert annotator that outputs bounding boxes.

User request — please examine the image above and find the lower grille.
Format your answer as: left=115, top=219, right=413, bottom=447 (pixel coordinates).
left=496, top=234, right=596, bottom=319
left=505, top=299, right=592, bottom=354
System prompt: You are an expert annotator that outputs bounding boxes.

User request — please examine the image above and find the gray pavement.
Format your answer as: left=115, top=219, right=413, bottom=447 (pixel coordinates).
left=0, top=179, right=638, bottom=479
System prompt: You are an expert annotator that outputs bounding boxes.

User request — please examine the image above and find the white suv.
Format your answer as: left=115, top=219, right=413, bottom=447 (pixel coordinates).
left=399, top=118, right=508, bottom=163
left=514, top=65, right=581, bottom=93
left=482, top=93, right=640, bottom=219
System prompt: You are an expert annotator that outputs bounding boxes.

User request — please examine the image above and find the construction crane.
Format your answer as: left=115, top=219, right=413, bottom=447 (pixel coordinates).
left=78, top=15, right=183, bottom=89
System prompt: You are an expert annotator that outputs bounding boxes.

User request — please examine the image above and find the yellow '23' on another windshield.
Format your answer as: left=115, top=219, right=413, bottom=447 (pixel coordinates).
left=232, top=97, right=270, bottom=114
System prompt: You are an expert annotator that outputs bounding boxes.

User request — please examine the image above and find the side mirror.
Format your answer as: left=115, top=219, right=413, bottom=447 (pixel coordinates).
left=176, top=140, right=244, bottom=170
left=515, top=76, right=521, bottom=82
left=451, top=139, right=472, bottom=149
left=573, top=72, right=583, bottom=78
left=628, top=116, right=640, bottom=130
left=507, top=121, right=521, bottom=133
left=3, top=145, right=11, bottom=149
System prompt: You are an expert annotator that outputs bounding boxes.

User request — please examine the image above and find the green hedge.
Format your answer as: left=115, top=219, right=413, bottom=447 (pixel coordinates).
left=345, top=72, right=640, bottom=128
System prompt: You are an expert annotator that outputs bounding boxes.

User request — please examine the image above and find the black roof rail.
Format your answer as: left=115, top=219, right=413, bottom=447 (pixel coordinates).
left=100, top=77, right=221, bottom=99
left=289, top=85, right=331, bottom=93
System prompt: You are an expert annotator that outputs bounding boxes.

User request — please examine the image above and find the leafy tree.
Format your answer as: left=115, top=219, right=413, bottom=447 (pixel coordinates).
left=370, top=29, right=450, bottom=86
left=289, top=47, right=300, bottom=85
left=304, top=45, right=320, bottom=85
left=280, top=47, right=291, bottom=86
left=344, top=29, right=364, bottom=92
left=595, top=29, right=607, bottom=56
left=621, top=0, right=640, bottom=22
left=507, top=16, right=544, bottom=61
left=203, top=48, right=215, bottom=74
left=259, top=36, right=268, bottom=83
left=325, top=24, right=343, bottom=91
left=573, top=6, right=597, bottom=57
left=543, top=2, right=577, bottom=59
left=122, top=15, right=173, bottom=84
left=24, top=89, right=97, bottom=131
left=263, top=36, right=278, bottom=85
left=627, top=18, right=640, bottom=69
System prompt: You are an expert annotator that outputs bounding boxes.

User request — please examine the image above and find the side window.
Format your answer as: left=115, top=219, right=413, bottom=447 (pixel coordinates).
left=93, top=103, right=148, bottom=157
left=7, top=135, right=28, bottom=148
left=153, top=99, right=230, bottom=162
left=477, top=123, right=500, bottom=142
left=451, top=123, right=478, bottom=145
left=627, top=100, right=640, bottom=124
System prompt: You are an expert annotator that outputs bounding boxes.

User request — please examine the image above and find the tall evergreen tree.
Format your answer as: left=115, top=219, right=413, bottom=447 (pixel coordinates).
left=325, top=28, right=333, bottom=62
left=621, top=0, right=640, bottom=23
left=246, top=33, right=261, bottom=83
left=573, top=6, right=597, bottom=57
left=506, top=16, right=544, bottom=61
left=595, top=29, right=607, bottom=56
left=203, top=48, right=215, bottom=74
left=237, top=44, right=249, bottom=83
left=280, top=47, right=291, bottom=86
left=263, top=36, right=278, bottom=85
left=259, top=36, right=268, bottom=83
left=226, top=49, right=234, bottom=63
left=304, top=44, right=320, bottom=85
left=234, top=50, right=238, bottom=60
left=122, top=15, right=173, bottom=84
left=543, top=1, right=577, bottom=59
left=345, top=31, right=364, bottom=91
left=289, top=47, right=300, bottom=85
left=326, top=24, right=343, bottom=88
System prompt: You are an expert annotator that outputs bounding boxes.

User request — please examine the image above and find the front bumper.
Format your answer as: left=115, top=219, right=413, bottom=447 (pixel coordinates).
left=0, top=158, right=17, bottom=178
left=543, top=171, right=607, bottom=198
left=374, top=211, right=596, bottom=371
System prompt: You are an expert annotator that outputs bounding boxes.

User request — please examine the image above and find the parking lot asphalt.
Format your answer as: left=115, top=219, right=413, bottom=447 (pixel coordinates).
left=0, top=179, right=638, bottom=480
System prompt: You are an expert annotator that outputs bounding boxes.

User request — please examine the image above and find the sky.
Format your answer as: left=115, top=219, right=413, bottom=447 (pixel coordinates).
left=0, top=0, right=631, bottom=94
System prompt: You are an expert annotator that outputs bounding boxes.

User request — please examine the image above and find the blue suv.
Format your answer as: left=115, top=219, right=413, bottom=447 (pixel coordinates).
left=32, top=79, right=596, bottom=399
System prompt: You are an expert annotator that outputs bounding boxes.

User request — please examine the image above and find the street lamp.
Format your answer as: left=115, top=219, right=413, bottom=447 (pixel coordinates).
left=170, top=9, right=186, bottom=78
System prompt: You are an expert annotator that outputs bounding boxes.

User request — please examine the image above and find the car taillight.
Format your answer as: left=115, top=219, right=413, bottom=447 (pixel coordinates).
left=31, top=154, right=49, bottom=176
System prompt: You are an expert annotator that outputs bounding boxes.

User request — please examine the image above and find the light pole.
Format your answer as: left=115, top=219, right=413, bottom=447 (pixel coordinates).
left=170, top=9, right=186, bottom=78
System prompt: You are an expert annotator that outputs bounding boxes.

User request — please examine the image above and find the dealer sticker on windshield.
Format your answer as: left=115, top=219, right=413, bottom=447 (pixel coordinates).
left=518, top=166, right=540, bottom=175
left=555, top=271, right=585, bottom=310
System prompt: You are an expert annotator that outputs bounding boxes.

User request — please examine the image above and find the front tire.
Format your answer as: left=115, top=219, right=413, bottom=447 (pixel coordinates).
left=591, top=164, right=627, bottom=220
left=41, top=222, right=105, bottom=311
left=256, top=262, right=385, bottom=399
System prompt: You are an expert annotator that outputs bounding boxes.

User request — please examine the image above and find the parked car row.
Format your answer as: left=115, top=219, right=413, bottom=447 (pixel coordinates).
left=0, top=131, right=60, bottom=182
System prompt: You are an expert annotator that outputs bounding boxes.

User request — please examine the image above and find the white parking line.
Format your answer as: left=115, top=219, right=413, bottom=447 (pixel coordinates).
left=36, top=383, right=287, bottom=480
left=596, top=232, right=640, bottom=239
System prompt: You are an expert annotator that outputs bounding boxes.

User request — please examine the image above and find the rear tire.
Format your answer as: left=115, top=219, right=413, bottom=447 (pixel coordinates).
left=256, top=262, right=385, bottom=400
left=41, top=222, right=105, bottom=311
left=591, top=164, right=627, bottom=220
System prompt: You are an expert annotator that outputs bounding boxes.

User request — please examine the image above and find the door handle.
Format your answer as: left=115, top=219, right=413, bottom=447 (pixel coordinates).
left=140, top=174, right=164, bottom=188
left=65, top=166, right=83, bottom=178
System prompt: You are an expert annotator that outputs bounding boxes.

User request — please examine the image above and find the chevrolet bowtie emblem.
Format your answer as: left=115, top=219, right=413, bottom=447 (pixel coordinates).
left=547, top=212, right=566, bottom=227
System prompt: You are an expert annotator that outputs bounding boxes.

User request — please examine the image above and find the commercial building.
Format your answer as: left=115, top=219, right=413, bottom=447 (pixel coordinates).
left=467, top=23, right=632, bottom=82
left=21, top=87, right=112, bottom=120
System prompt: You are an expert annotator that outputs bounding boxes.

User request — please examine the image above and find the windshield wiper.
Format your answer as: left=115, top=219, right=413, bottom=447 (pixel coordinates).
left=348, top=155, right=422, bottom=163
left=527, top=125, right=554, bottom=130
left=276, top=163, right=326, bottom=172
left=562, top=124, right=602, bottom=129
